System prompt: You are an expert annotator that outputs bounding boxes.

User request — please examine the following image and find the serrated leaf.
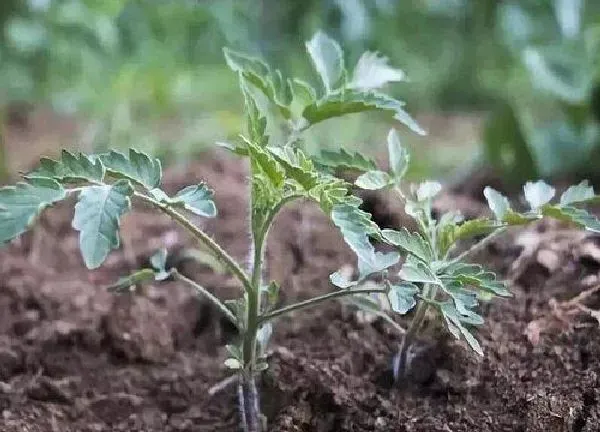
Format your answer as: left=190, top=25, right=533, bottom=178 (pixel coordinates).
left=315, top=148, right=377, bottom=173
left=387, top=129, right=410, bottom=179
left=440, top=302, right=483, bottom=356
left=416, top=181, right=442, bottom=202
left=348, top=51, right=405, bottom=91
left=169, top=184, right=217, bottom=218
left=330, top=202, right=378, bottom=267
left=240, top=77, right=269, bottom=145
left=268, top=147, right=318, bottom=191
left=560, top=180, right=595, bottom=206
left=98, top=149, right=162, bottom=189
left=524, top=180, right=555, bottom=210
left=387, top=282, right=419, bottom=314
left=106, top=268, right=156, bottom=293
left=398, top=255, right=439, bottom=284
left=358, top=251, right=400, bottom=278
left=441, top=218, right=501, bottom=254
left=441, top=263, right=511, bottom=297
left=382, top=228, right=434, bottom=263
left=247, top=144, right=286, bottom=189
left=542, top=205, right=600, bottom=233
left=355, top=170, right=392, bottom=190
left=483, top=187, right=511, bottom=221
left=0, top=178, right=66, bottom=243
left=303, top=91, right=424, bottom=136
left=72, top=180, right=133, bottom=269
left=306, top=31, right=344, bottom=93
left=28, top=150, right=104, bottom=183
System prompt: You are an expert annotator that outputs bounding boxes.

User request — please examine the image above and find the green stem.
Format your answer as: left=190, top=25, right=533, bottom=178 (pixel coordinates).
left=259, top=287, right=388, bottom=324
left=0, top=107, right=8, bottom=182
left=172, top=270, right=238, bottom=329
left=446, top=226, right=507, bottom=265
left=134, top=192, right=253, bottom=293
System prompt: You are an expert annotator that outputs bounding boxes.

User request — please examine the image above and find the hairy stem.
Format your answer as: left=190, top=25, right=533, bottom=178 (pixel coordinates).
left=447, top=226, right=507, bottom=264
left=172, top=270, right=238, bottom=328
left=134, top=192, right=253, bottom=293
left=259, top=287, right=388, bottom=324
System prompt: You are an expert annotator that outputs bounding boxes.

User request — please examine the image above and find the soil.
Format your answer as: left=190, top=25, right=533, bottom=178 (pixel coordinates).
left=1, top=149, right=600, bottom=431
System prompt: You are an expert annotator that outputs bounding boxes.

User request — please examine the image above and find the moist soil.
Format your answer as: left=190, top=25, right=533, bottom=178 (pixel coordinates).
left=1, top=150, right=599, bottom=431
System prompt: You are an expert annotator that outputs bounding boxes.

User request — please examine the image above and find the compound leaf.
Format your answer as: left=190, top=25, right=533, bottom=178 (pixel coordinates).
left=28, top=149, right=104, bottom=184
left=306, top=31, right=344, bottom=93
left=0, top=178, right=66, bottom=243
left=348, top=51, right=405, bottom=91
left=72, top=180, right=133, bottom=269
left=98, top=149, right=162, bottom=189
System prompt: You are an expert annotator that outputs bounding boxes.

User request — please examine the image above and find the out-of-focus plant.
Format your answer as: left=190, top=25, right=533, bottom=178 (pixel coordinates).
left=481, top=0, right=600, bottom=184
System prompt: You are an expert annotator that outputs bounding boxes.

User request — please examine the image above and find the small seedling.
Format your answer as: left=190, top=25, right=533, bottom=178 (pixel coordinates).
left=0, top=32, right=424, bottom=431
left=333, top=130, right=600, bottom=381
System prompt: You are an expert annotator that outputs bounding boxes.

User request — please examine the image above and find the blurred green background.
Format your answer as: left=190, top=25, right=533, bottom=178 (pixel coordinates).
left=1, top=0, right=599, bottom=185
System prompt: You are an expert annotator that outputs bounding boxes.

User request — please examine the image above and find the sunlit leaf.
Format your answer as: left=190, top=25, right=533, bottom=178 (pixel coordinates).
left=305, top=31, right=344, bottom=93
left=72, top=180, right=133, bottom=269
left=387, top=129, right=410, bottom=179
left=382, top=228, right=434, bottom=263
left=483, top=187, right=511, bottom=220
left=416, top=181, right=442, bottom=201
left=348, top=51, right=405, bottom=91
left=387, top=282, right=419, bottom=314
left=355, top=170, right=391, bottom=190
left=314, top=148, right=377, bottom=173
left=560, top=180, right=595, bottom=206
left=398, top=255, right=439, bottom=284
left=98, top=149, right=162, bottom=189
left=330, top=202, right=378, bottom=267
left=523, top=180, right=555, bottom=210
left=542, top=205, right=600, bottom=233
left=28, top=150, right=104, bottom=184
left=169, top=184, right=217, bottom=218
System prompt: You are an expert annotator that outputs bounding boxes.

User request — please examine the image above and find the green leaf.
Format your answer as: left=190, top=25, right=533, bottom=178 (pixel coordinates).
left=72, top=180, right=133, bottom=269
left=268, top=147, right=318, bottom=191
left=442, top=263, right=511, bottom=297
left=98, top=149, right=162, bottom=189
left=416, top=181, right=442, bottom=202
left=0, top=178, right=66, bottom=243
left=523, top=180, right=555, bottom=210
left=382, top=228, right=434, bottom=263
left=355, top=170, right=391, bottom=190
left=106, top=268, right=156, bottom=293
left=398, top=255, right=439, bottom=284
left=387, top=129, right=410, bottom=179
left=170, top=184, right=217, bottom=218
left=303, top=91, right=424, bottom=135
left=358, top=251, right=400, bottom=278
left=240, top=77, right=269, bottom=145
left=387, top=282, right=419, bottom=314
left=149, top=248, right=169, bottom=280
left=28, top=150, right=104, bottom=184
left=305, top=31, right=344, bottom=93
left=440, top=302, right=483, bottom=356
left=483, top=187, right=511, bottom=220
left=348, top=51, right=405, bottom=91
left=440, top=218, right=501, bottom=254
left=560, top=180, right=595, bottom=206
left=315, top=148, right=377, bottom=173
left=330, top=202, right=378, bottom=267
left=329, top=270, right=358, bottom=289
left=289, top=78, right=317, bottom=106
left=542, top=205, right=600, bottom=233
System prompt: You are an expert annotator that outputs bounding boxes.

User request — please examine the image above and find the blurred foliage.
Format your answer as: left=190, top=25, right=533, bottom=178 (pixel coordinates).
left=0, top=0, right=599, bottom=181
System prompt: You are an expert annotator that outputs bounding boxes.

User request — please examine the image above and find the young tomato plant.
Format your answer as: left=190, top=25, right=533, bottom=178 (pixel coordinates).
left=334, top=129, right=600, bottom=381
left=0, top=32, right=423, bottom=431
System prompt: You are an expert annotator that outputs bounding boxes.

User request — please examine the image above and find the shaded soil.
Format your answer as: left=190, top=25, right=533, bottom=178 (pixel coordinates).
left=1, top=150, right=600, bottom=431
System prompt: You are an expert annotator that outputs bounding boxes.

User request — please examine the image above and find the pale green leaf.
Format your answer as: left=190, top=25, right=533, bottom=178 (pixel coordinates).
left=268, top=147, right=318, bottom=191
left=106, top=268, right=156, bottom=293
left=72, top=180, right=133, bottom=269
left=355, top=170, right=391, bottom=190
left=560, top=180, right=595, bottom=206
left=441, top=263, right=511, bottom=297
left=329, top=270, right=358, bottom=288
left=387, top=129, right=410, bottom=179
left=348, top=51, right=405, bottom=91
left=416, top=181, right=442, bottom=201
left=542, top=205, right=600, bottom=233
left=315, top=148, right=377, bottom=173
left=483, top=187, right=511, bottom=220
left=387, top=282, right=419, bottom=314
left=289, top=78, right=317, bottom=105
left=0, top=178, right=66, bottom=243
left=331, top=202, right=378, bottom=267
left=524, top=180, right=555, bottom=210
left=305, top=31, right=344, bottom=93
left=398, top=255, right=439, bottom=284
left=441, top=303, right=484, bottom=356
left=98, top=149, right=162, bottom=189
left=28, top=150, right=104, bottom=183
left=170, top=184, right=217, bottom=218
left=358, top=251, right=400, bottom=278
left=381, top=227, right=434, bottom=263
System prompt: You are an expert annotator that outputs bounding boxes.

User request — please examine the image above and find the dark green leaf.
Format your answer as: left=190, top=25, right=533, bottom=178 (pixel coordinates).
left=382, top=228, right=434, bottom=263
left=72, top=180, right=133, bottom=269
left=268, top=147, right=318, bottom=191
left=28, top=150, right=104, bottom=184
left=305, top=31, right=344, bottom=93
left=98, top=149, right=162, bottom=189
left=106, top=268, right=156, bottom=293
left=0, top=178, right=66, bottom=243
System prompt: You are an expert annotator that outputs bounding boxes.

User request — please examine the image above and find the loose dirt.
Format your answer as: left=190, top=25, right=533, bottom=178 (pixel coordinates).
left=1, top=150, right=599, bottom=431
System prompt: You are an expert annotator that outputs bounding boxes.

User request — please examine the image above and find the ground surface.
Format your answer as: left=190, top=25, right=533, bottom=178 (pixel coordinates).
left=1, top=151, right=599, bottom=431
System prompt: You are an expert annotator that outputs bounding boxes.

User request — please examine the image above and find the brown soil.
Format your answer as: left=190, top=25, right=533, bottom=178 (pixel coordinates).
left=1, top=150, right=600, bottom=432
